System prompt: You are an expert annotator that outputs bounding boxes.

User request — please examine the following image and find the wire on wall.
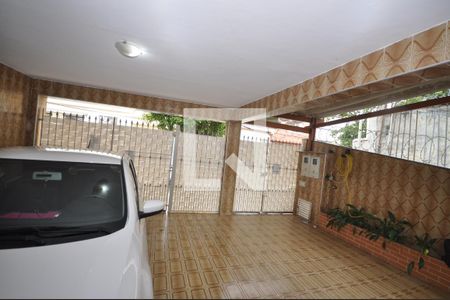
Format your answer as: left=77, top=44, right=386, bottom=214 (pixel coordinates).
left=335, top=150, right=353, bottom=203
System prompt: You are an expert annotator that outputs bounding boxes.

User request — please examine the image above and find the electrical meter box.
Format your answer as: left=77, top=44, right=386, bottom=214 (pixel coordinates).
left=310, top=156, right=321, bottom=179
left=300, top=155, right=311, bottom=177
left=300, top=154, right=321, bottom=179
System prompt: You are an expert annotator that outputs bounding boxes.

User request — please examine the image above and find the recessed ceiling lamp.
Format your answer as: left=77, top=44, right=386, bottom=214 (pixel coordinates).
left=115, top=41, right=143, bottom=58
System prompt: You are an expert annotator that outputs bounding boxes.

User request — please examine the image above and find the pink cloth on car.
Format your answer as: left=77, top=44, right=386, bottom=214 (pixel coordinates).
left=0, top=211, right=60, bottom=219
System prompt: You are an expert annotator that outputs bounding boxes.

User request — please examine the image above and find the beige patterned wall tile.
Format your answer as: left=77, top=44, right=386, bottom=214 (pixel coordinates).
left=312, top=73, right=328, bottom=99
left=268, top=94, right=276, bottom=111
left=325, top=67, right=343, bottom=95
left=412, top=23, right=446, bottom=69
left=288, top=84, right=302, bottom=105
left=384, top=38, right=412, bottom=77
left=313, top=141, right=450, bottom=257
left=282, top=88, right=292, bottom=104
left=243, top=21, right=450, bottom=115
left=293, top=85, right=304, bottom=105
left=0, top=63, right=31, bottom=148
left=276, top=91, right=284, bottom=109
left=291, top=83, right=301, bottom=98
left=34, top=78, right=210, bottom=116
left=300, top=79, right=312, bottom=102
left=341, top=58, right=362, bottom=90
left=447, top=21, right=450, bottom=61
left=361, top=49, right=385, bottom=84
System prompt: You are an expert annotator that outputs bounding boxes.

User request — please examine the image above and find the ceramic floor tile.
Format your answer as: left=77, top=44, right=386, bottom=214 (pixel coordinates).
left=147, top=214, right=449, bottom=299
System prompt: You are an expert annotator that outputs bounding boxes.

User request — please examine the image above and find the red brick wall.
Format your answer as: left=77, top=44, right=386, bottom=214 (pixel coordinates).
left=319, top=212, right=450, bottom=291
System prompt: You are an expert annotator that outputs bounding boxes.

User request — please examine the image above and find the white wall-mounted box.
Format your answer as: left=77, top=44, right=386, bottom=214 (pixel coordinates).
left=300, top=155, right=311, bottom=177
left=310, top=156, right=321, bottom=179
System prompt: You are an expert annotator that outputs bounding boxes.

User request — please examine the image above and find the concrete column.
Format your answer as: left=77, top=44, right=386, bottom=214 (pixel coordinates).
left=24, top=79, right=40, bottom=146
left=219, top=120, right=241, bottom=215
left=33, top=95, right=48, bottom=146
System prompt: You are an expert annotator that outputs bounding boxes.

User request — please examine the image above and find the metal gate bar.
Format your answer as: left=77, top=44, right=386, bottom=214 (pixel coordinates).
left=170, top=132, right=226, bottom=213
left=233, top=135, right=300, bottom=213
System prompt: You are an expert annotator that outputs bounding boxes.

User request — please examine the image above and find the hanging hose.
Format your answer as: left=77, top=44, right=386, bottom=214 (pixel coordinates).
left=335, top=152, right=353, bottom=204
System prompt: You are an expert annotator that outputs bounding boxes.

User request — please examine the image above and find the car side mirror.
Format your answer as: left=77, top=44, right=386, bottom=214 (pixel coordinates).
left=139, top=200, right=165, bottom=219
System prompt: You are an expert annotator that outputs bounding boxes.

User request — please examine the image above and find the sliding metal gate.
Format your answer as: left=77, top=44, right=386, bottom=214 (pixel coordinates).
left=233, top=136, right=300, bottom=213
left=171, top=132, right=225, bottom=213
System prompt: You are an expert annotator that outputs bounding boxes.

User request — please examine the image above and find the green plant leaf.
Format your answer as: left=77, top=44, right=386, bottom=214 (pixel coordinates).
left=400, top=220, right=412, bottom=227
left=388, top=230, right=397, bottom=241
left=415, top=235, right=421, bottom=244
left=407, top=261, right=414, bottom=275
left=388, top=211, right=395, bottom=222
left=418, top=257, right=425, bottom=269
left=346, top=204, right=358, bottom=212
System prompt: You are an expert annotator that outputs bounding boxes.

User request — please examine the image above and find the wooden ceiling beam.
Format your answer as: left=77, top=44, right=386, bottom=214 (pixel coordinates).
left=276, top=113, right=312, bottom=123
left=247, top=121, right=309, bottom=133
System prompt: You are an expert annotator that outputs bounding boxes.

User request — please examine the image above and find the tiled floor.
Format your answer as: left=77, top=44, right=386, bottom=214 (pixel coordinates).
left=146, top=214, right=448, bottom=299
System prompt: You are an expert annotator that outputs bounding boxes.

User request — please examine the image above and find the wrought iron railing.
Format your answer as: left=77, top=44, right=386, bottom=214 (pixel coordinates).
left=317, top=104, right=450, bottom=169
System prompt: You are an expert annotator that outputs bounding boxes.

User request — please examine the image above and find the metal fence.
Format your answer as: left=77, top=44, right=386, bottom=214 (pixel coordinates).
left=233, top=135, right=300, bottom=213
left=317, top=104, right=450, bottom=169
left=37, top=109, right=302, bottom=214
left=37, top=110, right=174, bottom=208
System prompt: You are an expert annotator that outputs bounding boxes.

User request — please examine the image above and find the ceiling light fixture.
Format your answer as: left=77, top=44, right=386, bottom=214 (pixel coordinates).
left=115, top=41, right=143, bottom=58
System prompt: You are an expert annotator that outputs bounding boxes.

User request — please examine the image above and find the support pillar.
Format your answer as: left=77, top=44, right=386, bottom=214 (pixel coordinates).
left=25, top=79, right=40, bottom=146
left=306, top=117, right=317, bottom=151
left=33, top=94, right=48, bottom=146
left=219, top=121, right=241, bottom=215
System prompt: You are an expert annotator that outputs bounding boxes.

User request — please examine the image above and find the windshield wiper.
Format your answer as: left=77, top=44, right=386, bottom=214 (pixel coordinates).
left=38, top=227, right=112, bottom=238
left=0, top=226, right=112, bottom=239
left=0, top=234, right=47, bottom=246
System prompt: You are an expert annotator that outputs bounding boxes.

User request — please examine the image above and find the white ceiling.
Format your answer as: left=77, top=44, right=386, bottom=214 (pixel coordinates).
left=1, top=0, right=450, bottom=108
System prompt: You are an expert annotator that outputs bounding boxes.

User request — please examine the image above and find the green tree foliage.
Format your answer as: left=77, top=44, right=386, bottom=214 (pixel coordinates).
left=331, top=120, right=366, bottom=147
left=398, top=89, right=450, bottom=105
left=143, top=113, right=226, bottom=137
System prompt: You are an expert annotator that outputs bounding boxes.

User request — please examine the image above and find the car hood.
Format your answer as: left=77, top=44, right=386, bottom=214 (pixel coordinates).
left=0, top=228, right=136, bottom=299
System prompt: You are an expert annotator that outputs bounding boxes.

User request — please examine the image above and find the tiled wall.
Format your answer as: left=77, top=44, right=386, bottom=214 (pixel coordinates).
left=33, top=78, right=210, bottom=116
left=243, top=21, right=450, bottom=116
left=0, top=64, right=33, bottom=148
left=295, top=151, right=327, bottom=224
left=310, top=141, right=450, bottom=255
left=220, top=121, right=242, bottom=215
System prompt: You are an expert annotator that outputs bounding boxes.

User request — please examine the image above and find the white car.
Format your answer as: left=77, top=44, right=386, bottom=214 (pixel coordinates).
left=0, top=147, right=164, bottom=299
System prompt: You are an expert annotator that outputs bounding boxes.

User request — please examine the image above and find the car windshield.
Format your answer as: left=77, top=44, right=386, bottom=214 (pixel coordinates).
left=0, top=158, right=126, bottom=237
